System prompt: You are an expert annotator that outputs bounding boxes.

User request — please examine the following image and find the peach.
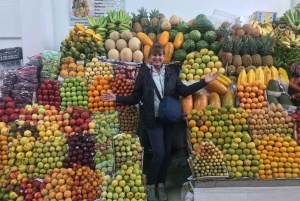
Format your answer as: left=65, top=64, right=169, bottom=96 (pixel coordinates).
left=44, top=116, right=50, bottom=121
left=31, top=114, right=38, bottom=120
left=63, top=113, right=70, bottom=120
left=57, top=121, right=62, bottom=126
left=51, top=109, right=58, bottom=115
left=38, top=114, right=44, bottom=120
left=44, top=121, right=51, bottom=127
left=44, top=105, right=50, bottom=110
left=56, top=115, right=63, bottom=121
left=49, top=116, right=56, bottom=122
left=45, top=110, right=52, bottom=116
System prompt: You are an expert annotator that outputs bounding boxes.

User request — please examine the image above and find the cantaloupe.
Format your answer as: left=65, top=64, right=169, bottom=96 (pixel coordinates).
left=169, top=15, right=181, bottom=26
left=120, top=48, right=133, bottom=62
left=128, top=37, right=141, bottom=52
left=161, top=21, right=172, bottom=31
left=109, top=31, right=120, bottom=42
left=133, top=50, right=143, bottom=63
left=121, top=30, right=133, bottom=41
left=105, top=39, right=116, bottom=51
left=108, top=49, right=120, bottom=60
left=116, top=39, right=127, bottom=51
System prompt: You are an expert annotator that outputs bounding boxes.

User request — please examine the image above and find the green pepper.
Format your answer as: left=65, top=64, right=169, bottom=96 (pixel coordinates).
left=61, top=57, right=67, bottom=63
left=87, top=53, right=93, bottom=60
left=75, top=42, right=83, bottom=51
left=80, top=53, right=86, bottom=60
left=68, top=41, right=75, bottom=47
left=92, top=47, right=98, bottom=52
left=89, top=41, right=96, bottom=48
left=60, top=46, right=67, bottom=53
left=61, top=40, right=68, bottom=46
left=98, top=46, right=106, bottom=53
left=85, top=47, right=91, bottom=54
left=70, top=47, right=78, bottom=53
left=66, top=51, right=72, bottom=57
left=85, top=37, right=92, bottom=43
left=73, top=51, right=80, bottom=59
left=82, top=43, right=88, bottom=49
left=60, top=51, right=65, bottom=58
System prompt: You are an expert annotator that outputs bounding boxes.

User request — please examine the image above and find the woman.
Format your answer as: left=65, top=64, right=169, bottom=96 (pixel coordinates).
left=101, top=43, right=219, bottom=201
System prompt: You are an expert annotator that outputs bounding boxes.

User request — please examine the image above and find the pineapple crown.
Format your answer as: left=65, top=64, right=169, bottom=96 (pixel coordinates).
left=131, top=12, right=139, bottom=24
left=240, top=36, right=251, bottom=55
left=257, top=33, right=274, bottom=56
left=248, top=37, right=259, bottom=55
left=221, top=36, right=233, bottom=52
left=232, top=37, right=243, bottom=55
left=149, top=9, right=159, bottom=19
left=138, top=7, right=148, bottom=19
left=217, top=23, right=232, bottom=38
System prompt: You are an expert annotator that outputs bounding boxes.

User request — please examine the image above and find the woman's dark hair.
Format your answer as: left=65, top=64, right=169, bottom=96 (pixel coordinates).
left=148, top=43, right=165, bottom=58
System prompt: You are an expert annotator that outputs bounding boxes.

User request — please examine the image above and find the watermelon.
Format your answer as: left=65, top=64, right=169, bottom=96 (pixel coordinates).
left=169, top=30, right=178, bottom=42
left=190, top=18, right=214, bottom=34
left=204, top=31, right=217, bottom=43
left=184, top=33, right=190, bottom=41
left=182, top=40, right=195, bottom=53
left=188, top=30, right=201, bottom=42
left=195, top=40, right=209, bottom=51
left=176, top=21, right=189, bottom=34
left=210, top=41, right=221, bottom=54
left=195, top=14, right=207, bottom=21
left=173, top=49, right=187, bottom=62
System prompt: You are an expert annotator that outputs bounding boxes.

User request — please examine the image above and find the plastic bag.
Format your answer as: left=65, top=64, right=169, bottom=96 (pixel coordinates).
left=41, top=50, right=61, bottom=82
left=12, top=90, right=34, bottom=108
left=14, top=66, right=38, bottom=91
left=3, top=70, right=17, bottom=87
left=181, top=181, right=194, bottom=201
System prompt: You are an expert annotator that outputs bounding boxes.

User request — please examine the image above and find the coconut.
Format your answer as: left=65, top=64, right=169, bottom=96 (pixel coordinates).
left=221, top=21, right=230, bottom=28
left=242, top=24, right=253, bottom=34
left=251, top=28, right=260, bottom=37
left=236, top=29, right=245, bottom=38
left=232, top=24, right=241, bottom=31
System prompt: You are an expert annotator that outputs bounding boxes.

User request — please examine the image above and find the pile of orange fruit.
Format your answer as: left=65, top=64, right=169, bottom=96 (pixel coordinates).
left=255, top=135, right=300, bottom=180
left=87, top=75, right=115, bottom=112
left=237, top=81, right=267, bottom=114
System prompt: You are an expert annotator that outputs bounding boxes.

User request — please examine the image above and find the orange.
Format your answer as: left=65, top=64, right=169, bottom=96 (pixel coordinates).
left=266, top=175, right=273, bottom=180
left=109, top=107, right=115, bottom=110
left=264, top=164, right=271, bottom=169
left=245, top=86, right=252, bottom=92
left=258, top=95, right=264, bottom=102
left=109, top=102, right=115, bottom=107
left=93, top=90, right=99, bottom=96
left=252, top=97, right=258, bottom=103
left=271, top=162, right=278, bottom=168
left=240, top=103, right=245, bottom=108
left=87, top=91, right=93, bottom=97
left=88, top=97, right=95, bottom=103
left=200, top=126, right=208, bottom=132
left=244, top=92, right=250, bottom=98
left=265, top=145, right=273, bottom=151
left=244, top=103, right=250, bottom=109
left=277, top=137, right=284, bottom=142
left=246, top=98, right=252, bottom=104
left=237, top=92, right=244, bottom=98
left=99, top=107, right=104, bottom=111
left=191, top=138, right=197, bottom=144
left=88, top=103, right=93, bottom=108
left=262, top=101, right=267, bottom=107
left=252, top=81, right=259, bottom=87
left=103, top=85, right=110, bottom=90
left=105, top=76, right=112, bottom=81
left=252, top=86, right=258, bottom=93
left=94, top=96, right=101, bottom=102
left=249, top=92, right=256, bottom=98
left=257, top=89, right=264, bottom=95
left=93, top=102, right=98, bottom=108
left=295, top=146, right=300, bottom=152
left=280, top=147, right=287, bottom=153
left=289, top=141, right=297, bottom=147
left=240, top=98, right=247, bottom=103
left=273, top=147, right=279, bottom=153
left=263, top=136, right=270, bottom=141
left=260, top=174, right=266, bottom=180
left=282, top=152, right=289, bottom=158
left=188, top=120, right=196, bottom=127
left=259, top=84, right=266, bottom=90
left=259, top=170, right=265, bottom=175
left=264, top=159, right=271, bottom=164
left=280, top=157, right=287, bottom=163
left=245, top=109, right=252, bottom=114
left=92, top=80, right=99, bottom=86
left=273, top=156, right=280, bottom=162
left=100, top=80, right=107, bottom=85
left=104, top=107, right=110, bottom=111
left=96, top=85, right=103, bottom=91
left=289, top=152, right=296, bottom=158
left=101, top=90, right=107, bottom=94
left=237, top=85, right=244, bottom=92
left=104, top=102, right=109, bottom=107
left=282, top=142, right=289, bottom=148
left=256, top=102, right=262, bottom=109
left=241, top=82, right=249, bottom=88
left=98, top=101, right=104, bottom=107
left=258, top=145, right=265, bottom=151
left=260, top=153, right=267, bottom=159
left=89, top=85, right=95, bottom=91
left=275, top=142, right=282, bottom=148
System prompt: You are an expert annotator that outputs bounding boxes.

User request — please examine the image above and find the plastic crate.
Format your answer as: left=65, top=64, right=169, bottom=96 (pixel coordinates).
left=0, top=47, right=23, bottom=62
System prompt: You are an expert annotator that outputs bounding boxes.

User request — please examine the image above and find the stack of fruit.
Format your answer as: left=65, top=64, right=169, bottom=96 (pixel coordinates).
left=118, top=106, right=139, bottom=136
left=14, top=177, right=45, bottom=201
left=60, top=23, right=106, bottom=64
left=100, top=164, right=146, bottom=200
left=105, top=31, right=144, bottom=63
left=36, top=78, right=61, bottom=108
left=92, top=111, right=118, bottom=173
left=60, top=57, right=85, bottom=78
left=236, top=81, right=267, bottom=114
left=84, top=58, right=114, bottom=83
left=68, top=106, right=93, bottom=135
left=114, top=133, right=143, bottom=170
left=249, top=104, right=295, bottom=140
left=59, top=76, right=89, bottom=110
left=64, top=133, right=96, bottom=169
left=0, top=96, right=19, bottom=123
left=18, top=104, right=44, bottom=127
left=87, top=75, right=114, bottom=113
left=179, top=50, right=226, bottom=82
left=190, top=140, right=228, bottom=177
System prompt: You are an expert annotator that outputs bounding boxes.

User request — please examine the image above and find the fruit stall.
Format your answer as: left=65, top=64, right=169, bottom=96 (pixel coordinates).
left=2, top=3, right=300, bottom=201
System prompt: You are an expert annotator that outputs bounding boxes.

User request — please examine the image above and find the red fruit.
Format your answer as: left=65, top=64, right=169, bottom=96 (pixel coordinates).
left=48, top=90, right=54, bottom=96
left=55, top=96, right=61, bottom=102
left=291, top=114, right=298, bottom=119
left=70, top=119, right=76, bottom=126
left=44, top=78, right=50, bottom=84
left=20, top=182, right=27, bottom=189
left=76, top=118, right=84, bottom=126
left=81, top=111, right=90, bottom=120
left=42, top=89, right=48, bottom=95
left=40, top=84, right=46, bottom=90
left=3, top=96, right=13, bottom=103
left=25, top=114, right=32, bottom=120
left=43, top=95, right=48, bottom=101
left=1, top=115, right=9, bottom=123
left=10, top=113, right=19, bottom=121
left=0, top=102, right=5, bottom=109
left=43, top=101, right=49, bottom=105
left=37, top=95, right=43, bottom=101
left=0, top=109, right=5, bottom=116
left=51, top=80, right=58, bottom=85
left=5, top=108, right=15, bottom=116
left=85, top=118, right=92, bottom=124
left=34, top=192, right=42, bottom=198
left=74, top=126, right=82, bottom=133
left=53, top=84, right=59, bottom=91
left=37, top=101, right=43, bottom=105
left=47, top=84, right=52, bottom=90
left=49, top=95, right=55, bottom=101
left=80, top=123, right=88, bottom=131
left=72, top=112, right=80, bottom=120
left=74, top=106, right=85, bottom=113
left=6, top=101, right=15, bottom=108
left=54, top=102, right=61, bottom=107
left=37, top=89, right=42, bottom=95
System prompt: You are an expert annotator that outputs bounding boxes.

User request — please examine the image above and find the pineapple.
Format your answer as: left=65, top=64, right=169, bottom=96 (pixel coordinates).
left=249, top=38, right=262, bottom=67
left=149, top=9, right=159, bottom=27
left=258, top=33, right=274, bottom=67
left=219, top=26, right=233, bottom=66
left=132, top=13, right=142, bottom=33
left=138, top=7, right=149, bottom=26
left=241, top=36, right=253, bottom=67
left=148, top=32, right=157, bottom=43
left=232, top=37, right=243, bottom=67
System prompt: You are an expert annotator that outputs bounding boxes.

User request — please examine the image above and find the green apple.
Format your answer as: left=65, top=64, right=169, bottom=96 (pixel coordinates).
left=76, top=76, right=82, bottom=82
left=77, top=91, right=82, bottom=96
left=196, top=69, right=203, bottom=76
left=65, top=87, right=71, bottom=92
left=70, top=78, right=76, bottom=83
left=60, top=87, right=66, bottom=92
left=67, top=83, right=73, bottom=87
left=80, top=82, right=85, bottom=87
left=77, top=96, right=83, bottom=101
left=72, top=96, right=77, bottom=101
left=179, top=73, right=186, bottom=81
left=71, top=87, right=76, bottom=92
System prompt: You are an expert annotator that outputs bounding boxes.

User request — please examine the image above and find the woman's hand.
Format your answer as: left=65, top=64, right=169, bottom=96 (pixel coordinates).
left=100, top=93, right=116, bottom=102
left=205, top=72, right=220, bottom=83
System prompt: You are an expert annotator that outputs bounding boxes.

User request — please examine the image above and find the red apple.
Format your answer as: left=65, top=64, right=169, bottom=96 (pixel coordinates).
left=37, top=95, right=43, bottom=101
left=53, top=84, right=59, bottom=91
left=37, top=89, right=42, bottom=95
left=62, top=119, right=69, bottom=126
left=81, top=123, right=88, bottom=130
left=72, top=112, right=80, bottom=120
left=6, top=101, right=15, bottom=108
left=20, top=108, right=26, bottom=115
left=42, top=89, right=48, bottom=95
left=37, top=101, right=43, bottom=105
left=32, top=108, right=38, bottom=114
left=76, top=118, right=84, bottom=126
left=43, top=101, right=49, bottom=105
left=25, top=114, right=32, bottom=120
left=70, top=119, right=76, bottom=126
left=49, top=95, right=55, bottom=101
left=40, top=84, right=46, bottom=90
left=0, top=109, right=5, bottom=116
left=54, top=90, right=60, bottom=96
left=48, top=90, right=54, bottom=96
left=5, top=108, right=15, bottom=116
left=10, top=113, right=19, bottom=121
left=55, top=102, right=61, bottom=107
left=47, top=84, right=53, bottom=90
left=55, top=96, right=61, bottom=102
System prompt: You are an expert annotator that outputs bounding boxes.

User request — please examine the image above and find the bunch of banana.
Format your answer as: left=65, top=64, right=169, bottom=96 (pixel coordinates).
left=278, top=30, right=300, bottom=49
left=249, top=20, right=273, bottom=36
left=86, top=15, right=108, bottom=40
left=283, top=9, right=300, bottom=30
left=106, top=10, right=132, bottom=34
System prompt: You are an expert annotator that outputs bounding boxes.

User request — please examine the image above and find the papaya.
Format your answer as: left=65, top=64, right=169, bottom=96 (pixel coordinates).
left=205, top=80, right=227, bottom=95
left=208, top=92, right=221, bottom=109
left=193, top=91, right=207, bottom=111
left=221, top=92, right=235, bottom=108
left=181, top=95, right=193, bottom=115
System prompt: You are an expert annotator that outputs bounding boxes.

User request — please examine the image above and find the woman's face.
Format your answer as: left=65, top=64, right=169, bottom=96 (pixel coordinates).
left=150, top=50, right=164, bottom=68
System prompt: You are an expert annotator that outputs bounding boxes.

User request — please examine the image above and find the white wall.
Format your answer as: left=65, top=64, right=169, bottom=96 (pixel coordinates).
left=0, top=0, right=293, bottom=61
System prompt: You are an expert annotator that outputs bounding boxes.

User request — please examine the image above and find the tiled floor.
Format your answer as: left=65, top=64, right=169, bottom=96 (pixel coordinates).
left=143, top=148, right=191, bottom=201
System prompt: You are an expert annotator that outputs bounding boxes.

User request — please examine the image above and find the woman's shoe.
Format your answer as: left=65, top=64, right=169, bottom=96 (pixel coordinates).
left=146, top=184, right=156, bottom=201
left=157, top=183, right=167, bottom=201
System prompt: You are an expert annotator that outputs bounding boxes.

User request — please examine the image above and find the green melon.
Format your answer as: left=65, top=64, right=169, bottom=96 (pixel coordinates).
left=176, top=21, right=189, bottom=34
left=204, top=31, right=217, bottom=43
left=195, top=14, right=207, bottom=21
left=210, top=41, right=221, bottom=54
left=195, top=40, right=209, bottom=51
left=190, top=18, right=214, bottom=34
left=169, top=30, right=178, bottom=42
left=173, top=49, right=187, bottom=62
left=184, top=33, right=190, bottom=41
left=188, top=30, right=201, bottom=42
left=182, top=40, right=195, bottom=53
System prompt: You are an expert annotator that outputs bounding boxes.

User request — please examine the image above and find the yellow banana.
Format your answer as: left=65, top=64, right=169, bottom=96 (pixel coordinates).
left=252, top=21, right=259, bottom=28
left=295, top=35, right=300, bottom=42
left=249, top=20, right=254, bottom=26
